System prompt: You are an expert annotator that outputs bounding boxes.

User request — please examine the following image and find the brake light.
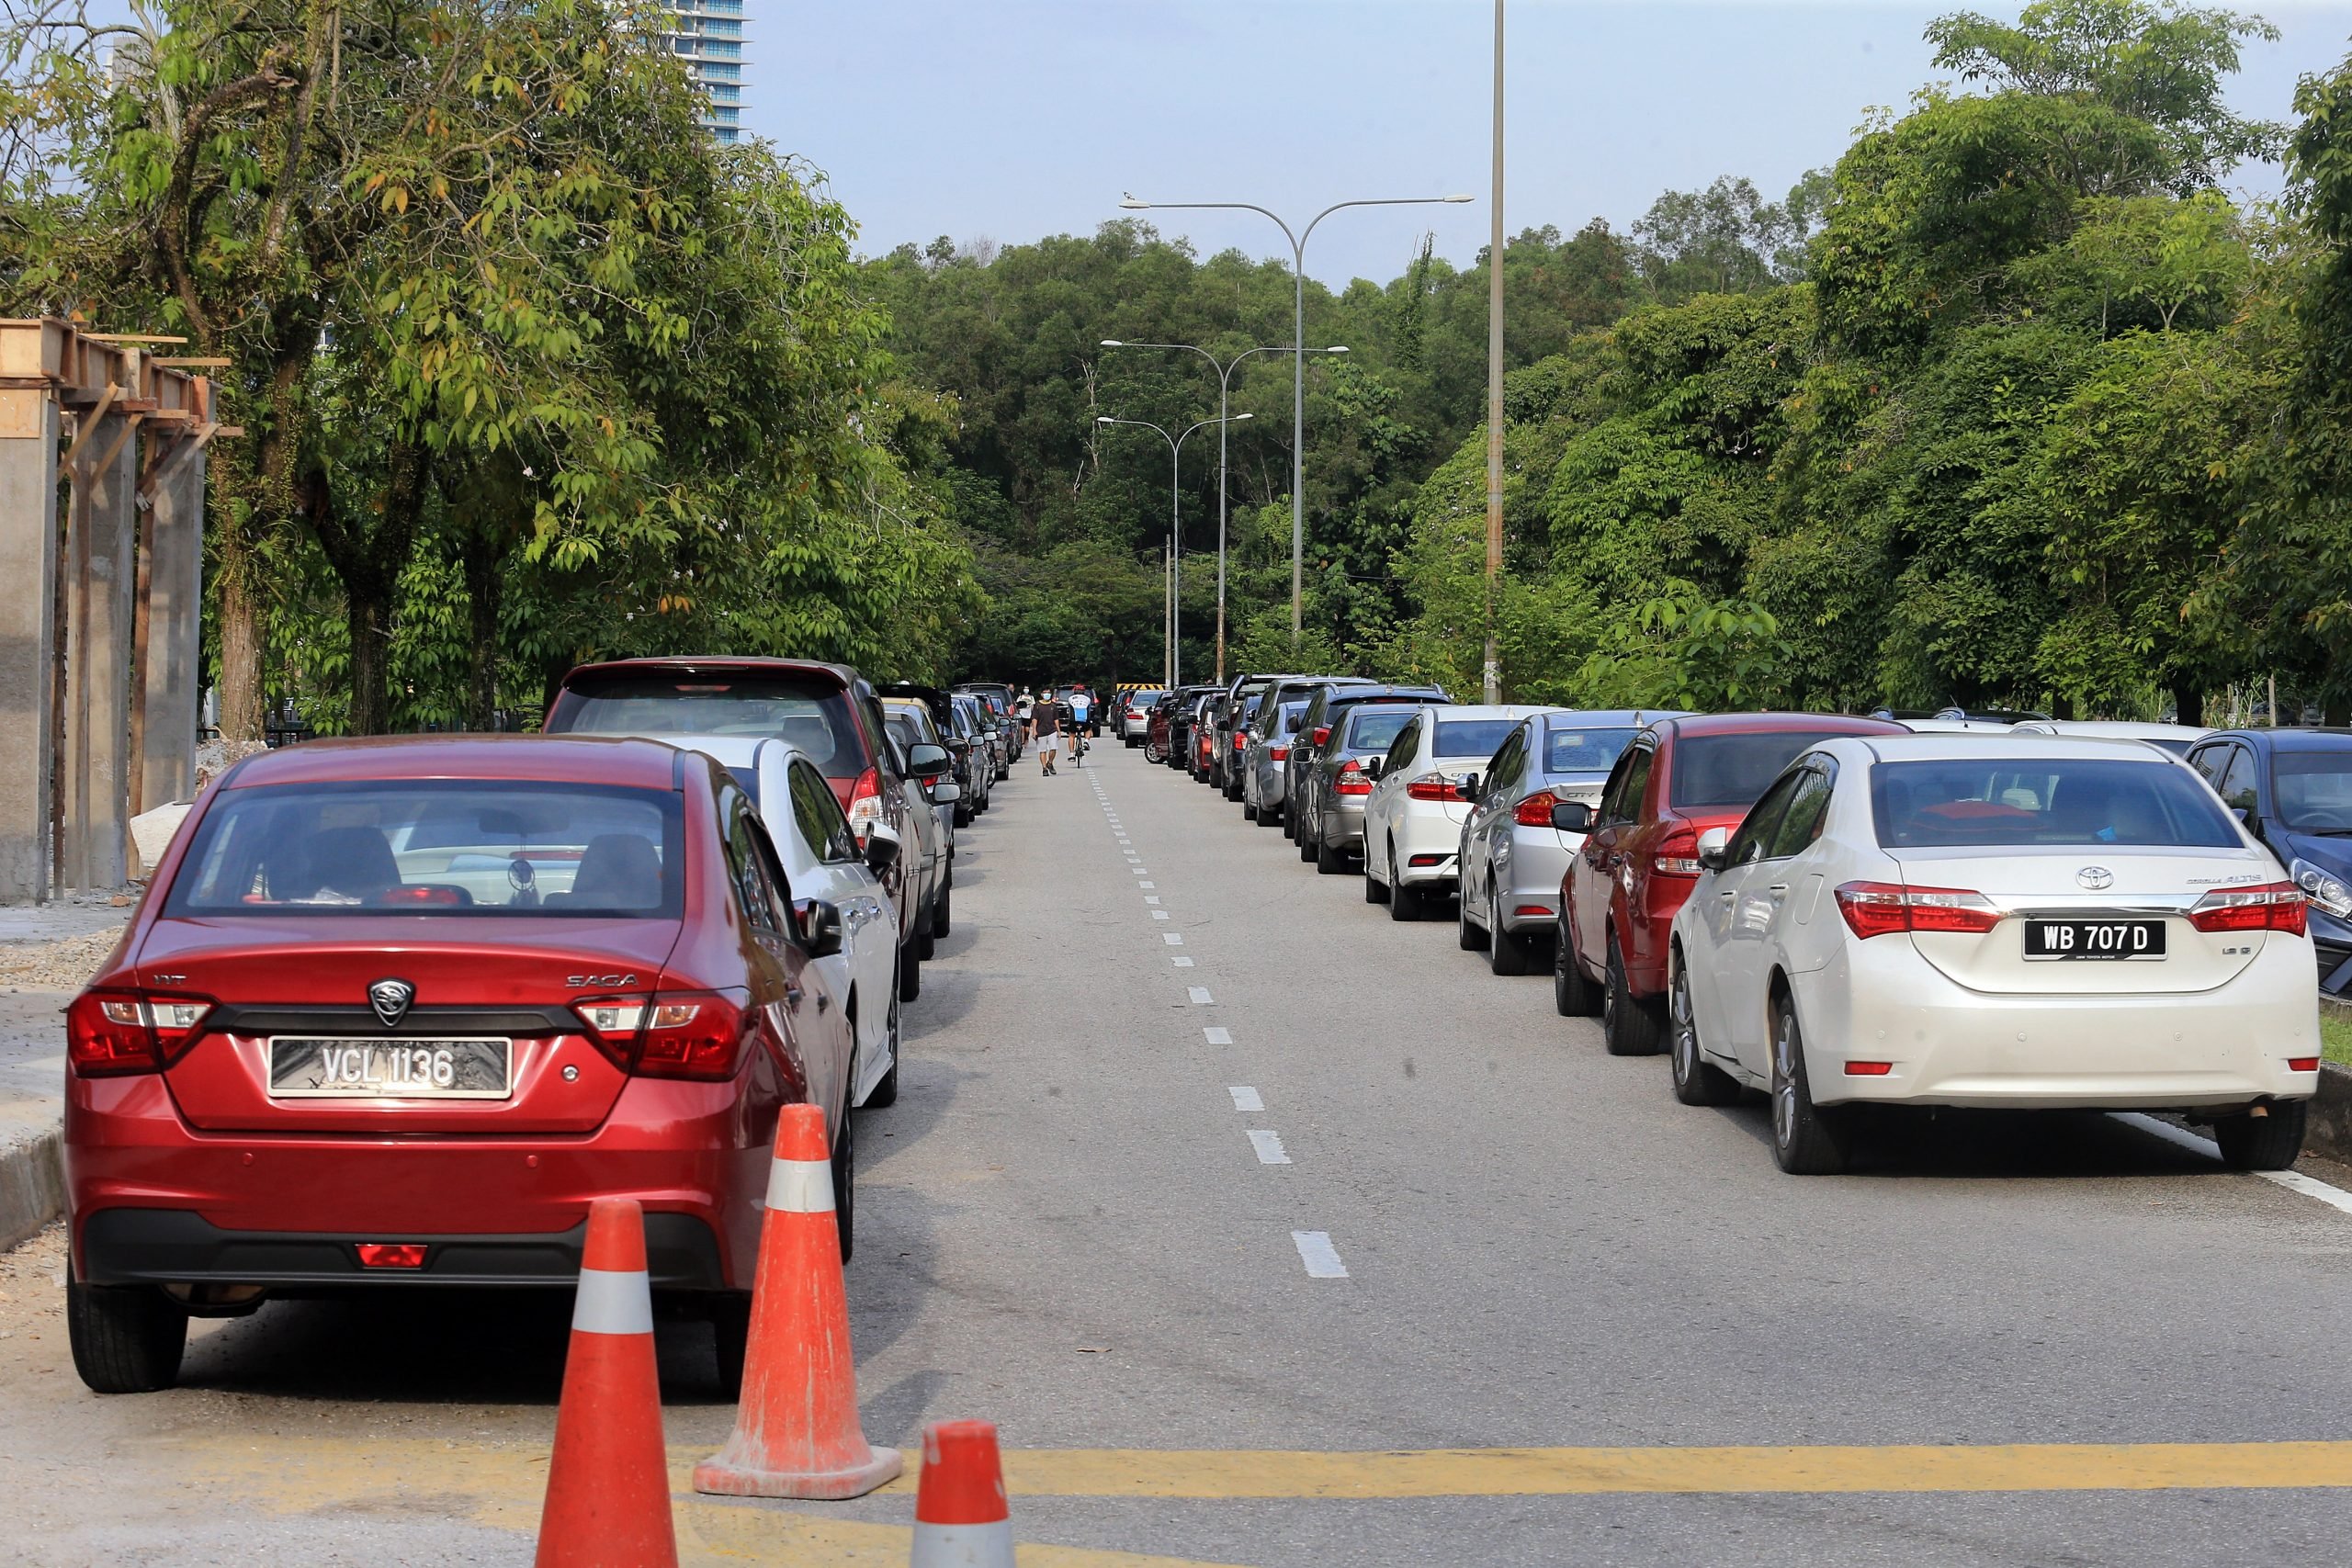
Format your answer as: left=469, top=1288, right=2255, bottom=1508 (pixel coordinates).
left=1269, top=746, right=1289, bottom=761
left=2188, top=881, right=2305, bottom=935
left=1653, top=828, right=1702, bottom=878
left=376, top=886, right=468, bottom=906
left=1844, top=1062, right=1893, bottom=1077
left=2290, top=1056, right=2320, bottom=1073
left=573, top=991, right=749, bottom=1079
left=1515, top=790, right=1559, bottom=827
left=1834, top=881, right=2002, bottom=939
left=355, top=1243, right=429, bottom=1269
left=1407, top=774, right=1455, bottom=802
left=1334, top=761, right=1372, bottom=796
left=846, top=766, right=885, bottom=842
left=66, top=991, right=211, bottom=1077
left=1311, top=727, right=1330, bottom=746
left=1234, top=734, right=1248, bottom=751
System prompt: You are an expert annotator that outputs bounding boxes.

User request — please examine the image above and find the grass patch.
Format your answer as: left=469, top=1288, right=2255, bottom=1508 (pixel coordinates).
left=2324, top=1010, right=2352, bottom=1067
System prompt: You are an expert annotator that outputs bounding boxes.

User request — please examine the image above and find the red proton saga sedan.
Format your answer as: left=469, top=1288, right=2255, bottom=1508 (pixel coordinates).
left=62, top=735, right=859, bottom=1393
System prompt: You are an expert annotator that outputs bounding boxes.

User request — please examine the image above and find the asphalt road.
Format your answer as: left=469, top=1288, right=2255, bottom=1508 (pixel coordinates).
left=5, top=741, right=2352, bottom=1564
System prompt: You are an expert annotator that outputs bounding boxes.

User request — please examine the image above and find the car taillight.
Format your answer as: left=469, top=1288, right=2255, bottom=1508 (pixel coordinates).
left=1234, top=734, right=1248, bottom=751
left=1515, top=790, right=1559, bottom=827
left=1269, top=746, right=1289, bottom=761
left=846, top=766, right=884, bottom=841
left=1834, top=881, right=2002, bottom=939
left=1335, top=761, right=1372, bottom=796
left=66, top=991, right=211, bottom=1077
left=573, top=990, right=748, bottom=1080
left=1406, top=774, right=1455, bottom=801
left=1652, top=828, right=1702, bottom=878
left=1311, top=727, right=1330, bottom=746
left=355, top=1243, right=429, bottom=1269
left=2188, top=881, right=2305, bottom=935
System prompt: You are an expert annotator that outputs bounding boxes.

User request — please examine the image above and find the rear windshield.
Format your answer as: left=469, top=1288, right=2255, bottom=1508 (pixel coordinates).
left=1670, top=730, right=1867, bottom=809
left=165, top=781, right=684, bottom=917
left=550, top=676, right=865, bottom=779
left=1347, top=709, right=1415, bottom=750
left=1871, top=759, right=2240, bottom=849
left=1434, top=719, right=1520, bottom=759
left=1544, top=727, right=1639, bottom=774
left=2274, top=750, right=2352, bottom=833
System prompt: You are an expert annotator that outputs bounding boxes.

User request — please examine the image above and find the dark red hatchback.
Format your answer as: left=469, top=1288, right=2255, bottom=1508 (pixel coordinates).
left=62, top=736, right=857, bottom=1393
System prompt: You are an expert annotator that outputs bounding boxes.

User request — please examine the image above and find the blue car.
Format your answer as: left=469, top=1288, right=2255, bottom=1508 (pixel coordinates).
left=2187, top=729, right=2352, bottom=995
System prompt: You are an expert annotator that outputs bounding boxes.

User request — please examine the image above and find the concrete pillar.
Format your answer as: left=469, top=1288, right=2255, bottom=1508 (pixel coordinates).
left=136, top=439, right=204, bottom=814
left=62, top=409, right=135, bottom=890
left=0, top=388, right=58, bottom=905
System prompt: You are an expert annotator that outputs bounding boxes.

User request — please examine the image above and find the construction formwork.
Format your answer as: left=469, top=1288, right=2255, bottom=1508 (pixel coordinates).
left=0, top=320, right=226, bottom=904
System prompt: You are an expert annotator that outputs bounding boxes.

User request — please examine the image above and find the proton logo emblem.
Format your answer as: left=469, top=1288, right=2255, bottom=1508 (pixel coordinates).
left=368, top=978, right=415, bottom=1029
left=2076, top=866, right=2114, bottom=891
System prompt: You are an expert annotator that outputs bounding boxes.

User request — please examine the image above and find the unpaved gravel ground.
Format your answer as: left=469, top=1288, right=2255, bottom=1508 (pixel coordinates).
left=0, top=929, right=124, bottom=994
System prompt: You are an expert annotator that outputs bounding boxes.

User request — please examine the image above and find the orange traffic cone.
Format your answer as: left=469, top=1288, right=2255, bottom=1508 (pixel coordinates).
left=693, top=1104, right=902, bottom=1499
left=536, top=1197, right=678, bottom=1568
left=910, top=1421, right=1014, bottom=1568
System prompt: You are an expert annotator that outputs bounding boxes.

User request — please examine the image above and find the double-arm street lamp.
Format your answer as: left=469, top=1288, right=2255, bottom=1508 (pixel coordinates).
left=1118, top=193, right=1473, bottom=645
left=1096, top=412, right=1253, bottom=689
left=1100, top=339, right=1348, bottom=683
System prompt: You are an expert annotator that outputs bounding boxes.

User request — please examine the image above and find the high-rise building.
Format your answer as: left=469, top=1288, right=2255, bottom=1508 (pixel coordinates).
left=663, top=0, right=742, bottom=143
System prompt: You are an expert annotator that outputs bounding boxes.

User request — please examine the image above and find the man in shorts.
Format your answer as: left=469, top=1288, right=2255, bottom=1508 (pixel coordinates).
left=1031, top=692, right=1063, bottom=775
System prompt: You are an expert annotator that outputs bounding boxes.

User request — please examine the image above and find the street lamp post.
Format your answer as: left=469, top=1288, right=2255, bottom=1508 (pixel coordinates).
left=1096, top=412, right=1252, bottom=690
left=1119, top=193, right=1473, bottom=647
left=1101, top=339, right=1347, bottom=684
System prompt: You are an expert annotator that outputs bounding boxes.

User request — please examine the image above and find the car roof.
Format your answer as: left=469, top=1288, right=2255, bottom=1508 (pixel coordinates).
left=1811, top=733, right=2196, bottom=765
left=2207, top=728, right=2352, bottom=750
left=221, top=734, right=685, bottom=790
left=2016, top=720, right=2211, bottom=739
left=1412, top=704, right=1553, bottom=721
left=1545, top=708, right=1691, bottom=727
left=559, top=656, right=858, bottom=691
left=1658, top=712, right=1905, bottom=739
left=639, top=733, right=810, bottom=772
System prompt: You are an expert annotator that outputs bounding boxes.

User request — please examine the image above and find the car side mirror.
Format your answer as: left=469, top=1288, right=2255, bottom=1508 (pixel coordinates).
left=1362, top=757, right=1385, bottom=780
left=1551, top=800, right=1594, bottom=834
left=794, top=897, right=844, bottom=958
left=2233, top=806, right=2259, bottom=838
left=1696, top=826, right=1732, bottom=873
left=930, top=780, right=963, bottom=806
left=905, top=742, right=952, bottom=780
left=1455, top=773, right=1481, bottom=801
left=863, top=823, right=902, bottom=874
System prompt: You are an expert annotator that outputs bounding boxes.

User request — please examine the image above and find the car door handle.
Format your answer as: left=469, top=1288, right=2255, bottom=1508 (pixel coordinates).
left=785, top=984, right=805, bottom=1008
left=1768, top=884, right=1790, bottom=897
left=815, top=989, right=832, bottom=1012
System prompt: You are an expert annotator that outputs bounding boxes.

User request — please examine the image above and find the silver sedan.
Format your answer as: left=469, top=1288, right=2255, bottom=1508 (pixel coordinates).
left=1241, top=699, right=1311, bottom=829
left=1455, top=710, right=1675, bottom=975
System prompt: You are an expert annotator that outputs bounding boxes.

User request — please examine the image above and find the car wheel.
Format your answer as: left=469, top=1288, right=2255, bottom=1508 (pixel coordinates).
left=1770, top=997, right=1850, bottom=1174
left=1602, top=934, right=1665, bottom=1055
left=953, top=804, right=972, bottom=828
left=1489, top=888, right=1534, bottom=976
left=1298, top=814, right=1318, bottom=863
left=67, top=1281, right=187, bottom=1393
left=1243, top=800, right=1259, bottom=822
left=1455, top=877, right=1489, bottom=949
left=865, top=987, right=901, bottom=1109
left=1316, top=830, right=1347, bottom=874
left=1668, top=953, right=1742, bottom=1107
left=2212, top=1100, right=2307, bottom=1170
left=831, top=1100, right=856, bottom=1263
left=1554, top=919, right=1600, bottom=1017
left=933, top=881, right=952, bottom=939
left=1261, top=798, right=1283, bottom=829
left=1364, top=853, right=1390, bottom=903
left=898, top=938, right=922, bottom=1001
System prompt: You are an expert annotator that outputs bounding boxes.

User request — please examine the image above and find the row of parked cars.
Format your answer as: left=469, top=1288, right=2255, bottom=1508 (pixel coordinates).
left=61, top=657, right=1028, bottom=1393
left=1142, top=675, right=2352, bottom=1177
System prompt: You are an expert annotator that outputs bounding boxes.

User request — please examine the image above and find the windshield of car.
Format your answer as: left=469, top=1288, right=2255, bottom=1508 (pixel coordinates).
left=2274, top=750, right=2352, bottom=833
left=1346, top=709, right=1415, bottom=751
left=164, top=781, right=684, bottom=917
left=1871, top=759, right=2240, bottom=849
left=1670, top=730, right=1869, bottom=809
left=1434, top=719, right=1521, bottom=759
left=550, top=675, right=865, bottom=779
left=1540, top=727, right=1636, bottom=774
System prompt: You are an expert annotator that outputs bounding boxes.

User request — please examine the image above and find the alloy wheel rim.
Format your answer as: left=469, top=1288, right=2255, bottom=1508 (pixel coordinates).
left=1773, top=1015, right=1798, bottom=1147
left=1672, top=969, right=1696, bottom=1081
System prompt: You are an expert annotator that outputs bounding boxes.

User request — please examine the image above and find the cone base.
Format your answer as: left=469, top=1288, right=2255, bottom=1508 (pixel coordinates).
left=692, top=1443, right=904, bottom=1500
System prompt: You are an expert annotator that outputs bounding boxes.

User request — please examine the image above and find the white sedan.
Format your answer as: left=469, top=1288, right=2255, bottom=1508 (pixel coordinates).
left=1361, top=705, right=1549, bottom=920
left=655, top=734, right=907, bottom=1108
left=1665, top=735, right=2319, bottom=1174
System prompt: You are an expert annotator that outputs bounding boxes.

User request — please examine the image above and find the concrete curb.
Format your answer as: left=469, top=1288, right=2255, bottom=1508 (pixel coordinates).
left=0, top=1114, right=62, bottom=1250
left=2313, top=998, right=2352, bottom=1165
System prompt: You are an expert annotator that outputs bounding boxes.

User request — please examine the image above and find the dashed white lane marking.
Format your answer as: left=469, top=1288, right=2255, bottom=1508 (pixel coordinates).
left=1187, top=986, right=1214, bottom=1005
left=1139, top=881, right=1156, bottom=888
left=1145, top=896, right=1161, bottom=905
left=1130, top=867, right=1148, bottom=874
left=1164, top=933, right=1184, bottom=945
left=1248, top=1129, right=1293, bottom=1165
left=1228, top=1086, right=1263, bottom=1111
left=1172, top=956, right=1195, bottom=966
left=2112, top=1112, right=2352, bottom=1214
left=1203, top=1027, right=1232, bottom=1045
left=1293, top=1231, right=1348, bottom=1279
left=1152, top=910, right=1171, bottom=920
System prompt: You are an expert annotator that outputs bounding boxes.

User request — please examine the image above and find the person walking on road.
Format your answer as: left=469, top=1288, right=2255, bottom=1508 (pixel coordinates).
left=1032, top=692, right=1063, bottom=775
left=1015, top=689, right=1035, bottom=750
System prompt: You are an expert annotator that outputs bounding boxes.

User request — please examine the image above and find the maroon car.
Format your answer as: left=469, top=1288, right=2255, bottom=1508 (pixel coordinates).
left=1555, top=713, right=1906, bottom=1055
left=63, top=736, right=857, bottom=1393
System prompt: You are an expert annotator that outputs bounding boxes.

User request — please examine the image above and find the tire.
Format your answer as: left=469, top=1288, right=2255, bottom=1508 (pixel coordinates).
left=898, top=938, right=922, bottom=1001
left=1364, top=859, right=1389, bottom=902
left=1260, top=801, right=1283, bottom=830
left=1145, top=740, right=1165, bottom=764
left=1602, top=935, right=1665, bottom=1055
left=1668, top=953, right=1742, bottom=1107
left=1390, top=876, right=1422, bottom=921
left=1770, top=996, right=1850, bottom=1174
left=865, top=986, right=902, bottom=1109
left=1555, top=916, right=1600, bottom=1017
left=711, top=1292, right=752, bottom=1396
left=831, top=1100, right=857, bottom=1263
left=1243, top=800, right=1259, bottom=822
left=1316, top=831, right=1347, bottom=874
left=67, top=1281, right=187, bottom=1393
left=1457, top=883, right=1489, bottom=951
left=1225, top=773, right=1243, bottom=803
left=1488, top=888, right=1533, bottom=976
left=932, top=881, right=952, bottom=939
left=1298, top=814, right=1318, bottom=863
left=953, top=804, right=972, bottom=828
left=2213, top=1100, right=2307, bottom=1170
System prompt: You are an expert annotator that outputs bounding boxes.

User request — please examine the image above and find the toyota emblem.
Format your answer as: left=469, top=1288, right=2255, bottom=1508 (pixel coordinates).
left=368, top=978, right=415, bottom=1028
left=2075, top=866, right=2114, bottom=891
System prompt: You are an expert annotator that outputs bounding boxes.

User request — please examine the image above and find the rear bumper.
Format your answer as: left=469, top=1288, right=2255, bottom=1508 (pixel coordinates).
left=1493, top=830, right=1574, bottom=931
left=1391, top=803, right=1467, bottom=888
left=77, top=1208, right=729, bottom=1292
left=1319, top=796, right=1368, bottom=849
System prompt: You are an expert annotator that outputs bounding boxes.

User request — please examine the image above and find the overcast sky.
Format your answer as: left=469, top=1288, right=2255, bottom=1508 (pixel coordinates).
left=746, top=1, right=2352, bottom=286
